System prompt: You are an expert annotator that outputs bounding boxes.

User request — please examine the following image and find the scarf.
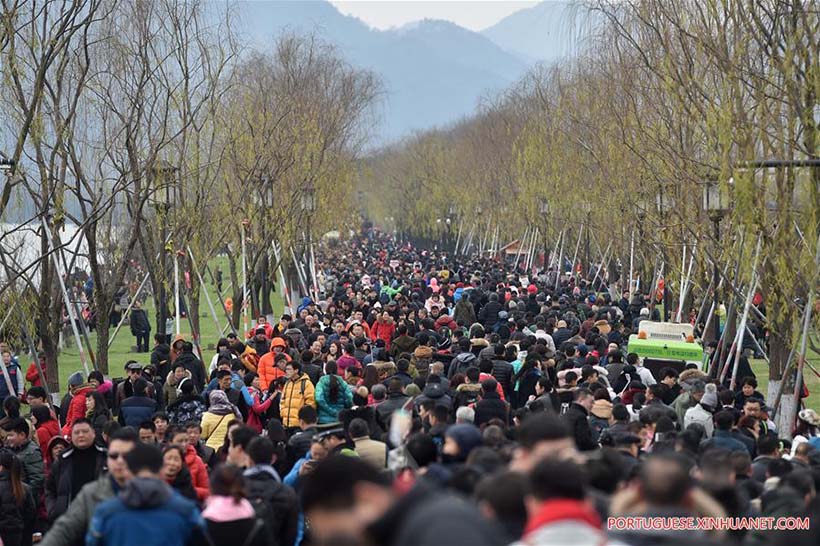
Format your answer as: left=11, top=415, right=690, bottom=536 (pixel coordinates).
left=207, top=390, right=239, bottom=417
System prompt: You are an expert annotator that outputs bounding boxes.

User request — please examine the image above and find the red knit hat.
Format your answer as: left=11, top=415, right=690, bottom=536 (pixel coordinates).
left=527, top=284, right=538, bottom=294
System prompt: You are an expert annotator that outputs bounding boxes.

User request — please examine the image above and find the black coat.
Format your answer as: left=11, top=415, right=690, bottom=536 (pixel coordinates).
left=0, top=472, right=36, bottom=544
left=474, top=392, right=509, bottom=427
left=168, top=466, right=198, bottom=502
left=151, top=343, right=171, bottom=379
left=375, top=393, right=410, bottom=430
left=207, top=518, right=270, bottom=546
left=244, top=468, right=299, bottom=546
left=45, top=445, right=107, bottom=521
left=490, top=359, right=514, bottom=400
left=563, top=402, right=597, bottom=451
left=129, top=309, right=151, bottom=335
left=175, top=351, right=206, bottom=389
left=478, top=300, right=502, bottom=328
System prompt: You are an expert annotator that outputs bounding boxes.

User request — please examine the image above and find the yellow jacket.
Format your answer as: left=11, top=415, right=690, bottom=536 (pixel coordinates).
left=200, top=410, right=235, bottom=450
left=280, top=373, right=316, bottom=427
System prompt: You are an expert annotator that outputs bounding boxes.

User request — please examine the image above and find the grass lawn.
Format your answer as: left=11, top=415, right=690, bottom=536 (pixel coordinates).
left=52, top=255, right=283, bottom=394
left=751, top=355, right=820, bottom=413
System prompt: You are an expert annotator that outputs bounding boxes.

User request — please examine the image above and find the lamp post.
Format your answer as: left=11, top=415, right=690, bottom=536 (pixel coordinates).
left=150, top=160, right=178, bottom=338
left=703, top=178, right=730, bottom=341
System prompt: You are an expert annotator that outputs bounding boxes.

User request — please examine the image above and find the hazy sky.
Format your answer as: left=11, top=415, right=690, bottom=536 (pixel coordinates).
left=330, top=1, right=541, bottom=31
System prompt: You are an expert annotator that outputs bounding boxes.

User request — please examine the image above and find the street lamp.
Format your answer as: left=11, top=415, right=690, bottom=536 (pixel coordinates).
left=703, top=177, right=731, bottom=341
left=149, top=160, right=178, bottom=338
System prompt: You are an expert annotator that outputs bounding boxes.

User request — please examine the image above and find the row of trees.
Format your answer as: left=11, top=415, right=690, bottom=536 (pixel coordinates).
left=360, top=0, right=818, bottom=431
left=1, top=0, right=379, bottom=384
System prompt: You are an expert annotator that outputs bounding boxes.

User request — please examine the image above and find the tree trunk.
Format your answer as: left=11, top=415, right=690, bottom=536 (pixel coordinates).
left=94, top=292, right=113, bottom=375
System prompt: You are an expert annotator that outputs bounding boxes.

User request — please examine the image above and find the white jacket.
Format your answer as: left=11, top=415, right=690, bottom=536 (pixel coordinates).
left=684, top=403, right=714, bottom=438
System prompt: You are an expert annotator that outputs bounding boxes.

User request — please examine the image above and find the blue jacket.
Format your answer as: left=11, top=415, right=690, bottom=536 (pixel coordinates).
left=117, top=396, right=157, bottom=427
left=0, top=361, right=22, bottom=401
left=86, top=477, right=205, bottom=546
left=701, top=430, right=749, bottom=453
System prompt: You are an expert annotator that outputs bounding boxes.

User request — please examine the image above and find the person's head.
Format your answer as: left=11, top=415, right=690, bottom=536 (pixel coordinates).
left=455, top=405, right=474, bottom=425
left=161, top=444, right=186, bottom=479
left=107, top=428, right=138, bottom=487
left=511, top=413, right=573, bottom=472
left=85, top=390, right=106, bottom=415
left=574, top=387, right=594, bottom=411
left=217, top=369, right=233, bottom=391
left=563, top=370, right=578, bottom=387
left=185, top=422, right=203, bottom=444
left=227, top=425, right=256, bottom=467
left=525, top=457, right=586, bottom=519
left=639, top=452, right=693, bottom=507
left=138, top=421, right=157, bottom=443
left=88, top=370, right=105, bottom=389
left=580, top=365, right=598, bottom=384
left=443, top=424, right=483, bottom=463
left=348, top=418, right=370, bottom=440
left=714, top=410, right=735, bottom=432
left=660, top=368, right=678, bottom=386
left=743, top=398, right=761, bottom=418
left=2, top=418, right=30, bottom=448
left=124, top=442, right=164, bottom=478
left=247, top=435, right=278, bottom=466
left=70, top=418, right=96, bottom=449
left=757, top=433, right=780, bottom=457
left=298, top=405, right=318, bottom=429
left=301, top=455, right=394, bottom=545
left=481, top=377, right=498, bottom=396
left=285, top=361, right=302, bottom=380
left=741, top=377, right=757, bottom=397
left=26, top=386, right=47, bottom=407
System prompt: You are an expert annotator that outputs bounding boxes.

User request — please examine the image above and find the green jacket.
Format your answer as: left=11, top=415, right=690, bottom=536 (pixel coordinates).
left=41, top=475, right=116, bottom=546
left=13, top=440, right=44, bottom=499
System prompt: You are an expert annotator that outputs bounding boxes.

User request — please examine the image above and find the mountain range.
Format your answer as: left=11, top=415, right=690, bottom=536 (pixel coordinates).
left=234, top=1, right=585, bottom=143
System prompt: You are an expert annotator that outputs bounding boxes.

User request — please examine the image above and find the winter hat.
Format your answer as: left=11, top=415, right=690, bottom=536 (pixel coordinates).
left=527, top=284, right=538, bottom=295
left=700, top=383, right=718, bottom=409
left=68, top=371, right=84, bottom=388
left=798, top=409, right=820, bottom=427
left=405, top=383, right=422, bottom=398
left=445, top=424, right=483, bottom=459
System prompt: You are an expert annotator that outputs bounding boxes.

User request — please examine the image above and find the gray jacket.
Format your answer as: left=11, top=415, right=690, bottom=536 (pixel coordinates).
left=41, top=475, right=115, bottom=546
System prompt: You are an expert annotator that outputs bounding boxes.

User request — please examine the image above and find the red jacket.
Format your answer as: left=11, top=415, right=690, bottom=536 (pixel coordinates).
left=370, top=319, right=396, bottom=350
left=36, top=420, right=61, bottom=454
left=25, top=363, right=46, bottom=387
left=184, top=444, right=210, bottom=501
left=246, top=389, right=274, bottom=433
left=61, top=384, right=94, bottom=435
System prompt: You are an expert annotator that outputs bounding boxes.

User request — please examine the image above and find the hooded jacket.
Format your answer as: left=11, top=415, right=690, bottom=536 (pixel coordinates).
left=413, top=383, right=452, bottom=412
left=258, top=338, right=290, bottom=391
left=175, top=350, right=206, bottom=390
left=243, top=466, right=299, bottom=546
left=453, top=299, right=477, bottom=327
left=410, top=345, right=434, bottom=378
left=371, top=316, right=396, bottom=350
left=86, top=478, right=206, bottom=546
left=448, top=351, right=477, bottom=379
left=279, top=373, right=316, bottom=428
left=390, top=334, right=419, bottom=358
left=62, top=384, right=95, bottom=435
left=39, top=475, right=115, bottom=546
left=314, top=374, right=354, bottom=424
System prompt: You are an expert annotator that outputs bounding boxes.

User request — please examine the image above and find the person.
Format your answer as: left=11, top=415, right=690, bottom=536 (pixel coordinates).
left=700, top=410, right=754, bottom=453
left=85, top=391, right=112, bottom=440
left=45, top=418, right=107, bottom=522
left=243, top=436, right=299, bottom=546
left=474, top=378, right=509, bottom=427
left=176, top=341, right=207, bottom=390
left=163, top=363, right=192, bottom=407
left=684, top=382, right=717, bottom=438
left=314, top=361, right=353, bottom=424
left=129, top=301, right=151, bottom=353
left=167, top=427, right=210, bottom=501
left=280, top=362, right=316, bottom=431
left=203, top=464, right=269, bottom=546
left=349, top=418, right=387, bottom=469
left=167, top=379, right=207, bottom=425
left=118, top=378, right=157, bottom=427
left=201, top=391, right=242, bottom=451
left=161, top=444, right=198, bottom=502
left=562, top=388, right=597, bottom=451
left=0, top=450, right=36, bottom=546
left=0, top=349, right=24, bottom=403
left=31, top=404, right=61, bottom=452
left=186, top=422, right=217, bottom=469
left=40, top=429, right=138, bottom=546
left=150, top=334, right=171, bottom=379
left=85, top=443, right=207, bottom=546
left=512, top=457, right=613, bottom=546
left=3, top=417, right=45, bottom=501
left=301, top=455, right=504, bottom=546
left=62, top=372, right=95, bottom=434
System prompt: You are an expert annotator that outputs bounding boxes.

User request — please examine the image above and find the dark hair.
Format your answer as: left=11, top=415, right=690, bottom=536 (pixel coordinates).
left=88, top=370, right=105, bottom=385
left=516, top=413, right=569, bottom=449
left=0, top=451, right=26, bottom=505
left=26, top=386, right=46, bottom=400
left=741, top=377, right=758, bottom=388
left=31, top=405, right=53, bottom=425
left=757, top=433, right=779, bottom=456
left=529, top=458, right=586, bottom=500
left=348, top=418, right=369, bottom=439
left=124, top=443, right=163, bottom=474
left=325, top=361, right=340, bottom=403
left=247, top=436, right=275, bottom=466
left=165, top=426, right=187, bottom=442
left=301, top=455, right=391, bottom=512
left=210, top=464, right=247, bottom=502
left=406, top=433, right=438, bottom=467
left=432, top=404, right=449, bottom=423
left=767, top=458, right=792, bottom=478
left=103, top=420, right=122, bottom=438
left=87, top=391, right=108, bottom=415
left=660, top=367, right=678, bottom=380
left=2, top=396, right=20, bottom=419
left=110, top=427, right=139, bottom=443
left=298, top=405, right=318, bottom=424
left=138, top=420, right=156, bottom=432
left=465, top=367, right=480, bottom=383
left=286, top=361, right=302, bottom=373
left=229, top=426, right=257, bottom=451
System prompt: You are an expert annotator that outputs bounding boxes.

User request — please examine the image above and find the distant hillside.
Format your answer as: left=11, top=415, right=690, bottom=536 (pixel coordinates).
left=481, top=1, right=589, bottom=64
left=234, top=1, right=533, bottom=143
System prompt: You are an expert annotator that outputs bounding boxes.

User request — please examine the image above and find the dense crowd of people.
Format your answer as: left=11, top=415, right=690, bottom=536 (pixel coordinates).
left=0, top=229, right=818, bottom=546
